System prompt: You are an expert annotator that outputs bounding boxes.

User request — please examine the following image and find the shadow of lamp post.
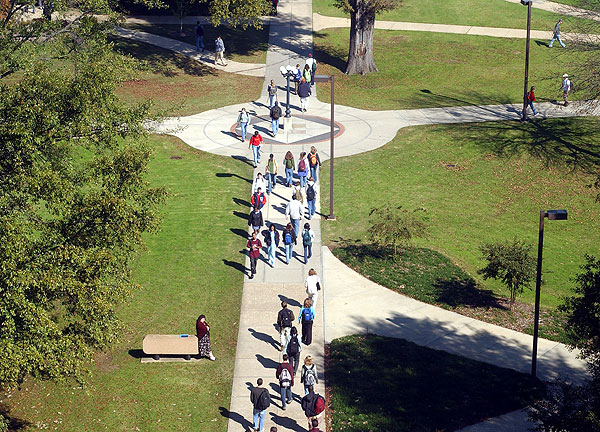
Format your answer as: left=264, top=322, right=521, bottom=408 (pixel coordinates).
left=520, top=0, right=532, bottom=122
left=531, top=209, right=568, bottom=378
left=314, top=74, right=336, bottom=221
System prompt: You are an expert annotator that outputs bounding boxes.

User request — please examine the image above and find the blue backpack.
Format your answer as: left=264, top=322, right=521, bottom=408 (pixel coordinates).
left=302, top=307, right=312, bottom=323
left=284, top=231, right=293, bottom=245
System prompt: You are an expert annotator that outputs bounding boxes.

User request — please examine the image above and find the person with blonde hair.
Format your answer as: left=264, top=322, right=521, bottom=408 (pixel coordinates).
left=301, top=355, right=319, bottom=395
left=305, top=268, right=321, bottom=307
left=308, top=146, right=321, bottom=182
left=298, top=297, right=315, bottom=346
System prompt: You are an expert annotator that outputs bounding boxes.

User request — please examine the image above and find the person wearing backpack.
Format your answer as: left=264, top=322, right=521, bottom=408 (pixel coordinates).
left=275, top=354, right=294, bottom=410
left=297, top=152, right=309, bottom=188
left=301, top=385, right=325, bottom=430
left=246, top=231, right=263, bottom=279
left=248, top=206, right=263, bottom=234
left=267, top=79, right=278, bottom=108
left=301, top=355, right=319, bottom=395
left=526, top=86, right=538, bottom=117
left=264, top=153, right=278, bottom=194
left=249, top=131, right=263, bottom=168
left=277, top=301, right=295, bottom=351
left=270, top=102, right=282, bottom=137
left=305, top=178, right=317, bottom=220
left=298, top=78, right=311, bottom=112
left=283, top=151, right=295, bottom=187
left=252, top=172, right=267, bottom=194
left=308, top=146, right=321, bottom=182
left=561, top=73, right=572, bottom=106
left=237, top=108, right=250, bottom=142
left=305, top=268, right=321, bottom=308
left=250, top=378, right=270, bottom=432
left=194, top=21, right=204, bottom=52
left=305, top=53, right=317, bottom=86
left=293, top=64, right=302, bottom=94
left=282, top=223, right=296, bottom=264
left=285, top=326, right=303, bottom=375
left=262, top=223, right=279, bottom=267
left=285, top=195, right=304, bottom=241
left=308, top=418, right=322, bottom=432
left=298, top=298, right=315, bottom=346
left=302, top=223, right=315, bottom=264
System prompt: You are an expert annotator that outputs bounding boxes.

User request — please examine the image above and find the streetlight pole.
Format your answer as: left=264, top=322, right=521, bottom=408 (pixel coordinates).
left=521, top=0, right=532, bottom=122
left=279, top=65, right=294, bottom=119
left=531, top=209, right=567, bottom=378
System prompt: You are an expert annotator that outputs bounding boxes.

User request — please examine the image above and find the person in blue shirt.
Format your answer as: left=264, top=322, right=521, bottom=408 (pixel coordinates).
left=298, top=298, right=315, bottom=346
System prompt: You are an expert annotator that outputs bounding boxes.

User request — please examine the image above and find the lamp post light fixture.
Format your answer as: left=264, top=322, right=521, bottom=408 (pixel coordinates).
left=279, top=65, right=295, bottom=118
left=521, top=0, right=533, bottom=122
left=531, top=208, right=567, bottom=378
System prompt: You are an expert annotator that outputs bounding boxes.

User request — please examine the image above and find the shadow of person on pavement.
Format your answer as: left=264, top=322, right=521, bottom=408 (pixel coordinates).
left=249, top=328, right=279, bottom=350
left=231, top=155, right=255, bottom=167
left=256, top=354, right=279, bottom=369
left=269, top=412, right=306, bottom=432
left=278, top=294, right=301, bottom=308
left=218, top=406, right=253, bottom=431
left=223, top=259, right=247, bottom=275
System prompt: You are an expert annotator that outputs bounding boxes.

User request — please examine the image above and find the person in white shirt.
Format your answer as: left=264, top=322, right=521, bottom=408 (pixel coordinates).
left=252, top=172, right=268, bottom=194
left=304, top=268, right=321, bottom=307
left=286, top=195, right=304, bottom=236
left=561, top=73, right=571, bottom=106
left=305, top=53, right=317, bottom=86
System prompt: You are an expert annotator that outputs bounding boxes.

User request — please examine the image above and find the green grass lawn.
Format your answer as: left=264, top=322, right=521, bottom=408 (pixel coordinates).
left=1, top=135, right=253, bottom=431
left=320, top=117, right=600, bottom=323
left=327, top=334, right=544, bottom=432
left=313, top=0, right=592, bottom=31
left=113, top=38, right=262, bottom=116
left=314, top=28, right=590, bottom=110
left=123, top=23, right=270, bottom=64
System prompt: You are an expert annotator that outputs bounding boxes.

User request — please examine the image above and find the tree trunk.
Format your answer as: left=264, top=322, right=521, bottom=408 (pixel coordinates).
left=345, top=0, right=377, bottom=75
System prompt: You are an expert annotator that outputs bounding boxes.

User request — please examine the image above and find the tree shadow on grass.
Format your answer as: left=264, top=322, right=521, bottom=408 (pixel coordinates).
left=432, top=277, right=505, bottom=309
left=0, top=402, right=31, bottom=431
left=312, top=32, right=347, bottom=73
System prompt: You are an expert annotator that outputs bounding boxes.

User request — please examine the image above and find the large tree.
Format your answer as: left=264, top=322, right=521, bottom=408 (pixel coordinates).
left=333, top=0, right=401, bottom=75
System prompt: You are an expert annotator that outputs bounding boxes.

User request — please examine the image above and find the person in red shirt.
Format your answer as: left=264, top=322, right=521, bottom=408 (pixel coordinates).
left=308, top=419, right=322, bottom=432
left=249, top=131, right=263, bottom=168
left=246, top=231, right=262, bottom=279
left=251, top=187, right=267, bottom=210
left=526, top=85, right=538, bottom=116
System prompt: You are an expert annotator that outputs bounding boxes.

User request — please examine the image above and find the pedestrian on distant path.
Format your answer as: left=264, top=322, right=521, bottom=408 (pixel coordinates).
left=276, top=354, right=294, bottom=410
left=292, top=180, right=304, bottom=205
left=262, top=223, right=279, bottom=267
left=293, top=64, right=302, bottom=94
left=282, top=223, right=296, bottom=264
left=237, top=108, right=250, bottom=142
left=297, top=152, right=309, bottom=187
left=250, top=378, right=270, bottom=432
left=286, top=194, right=304, bottom=237
left=549, top=19, right=566, bottom=48
left=301, top=356, right=319, bottom=396
left=286, top=326, right=302, bottom=375
left=251, top=187, right=267, bottom=211
left=298, top=78, right=311, bottom=112
left=270, top=102, right=282, bottom=137
left=249, top=131, right=263, bottom=167
left=248, top=206, right=264, bottom=233
left=302, top=223, right=315, bottom=264
left=265, top=153, right=278, bottom=194
left=194, top=21, right=204, bottom=52
left=561, top=74, right=572, bottom=106
left=301, top=385, right=325, bottom=430
left=267, top=80, right=278, bottom=109
left=305, top=268, right=321, bottom=308
left=308, top=146, right=321, bottom=181
left=298, top=298, right=314, bottom=346
left=283, top=151, right=295, bottom=187
left=252, top=172, right=267, bottom=194
left=305, top=53, right=317, bottom=86
left=526, top=86, right=538, bottom=116
left=272, top=0, right=278, bottom=15
left=196, top=315, right=216, bottom=360
left=215, top=35, right=227, bottom=66
left=306, top=177, right=317, bottom=220
left=247, top=231, right=262, bottom=279
left=308, top=418, right=322, bottom=432
left=277, top=301, right=295, bottom=351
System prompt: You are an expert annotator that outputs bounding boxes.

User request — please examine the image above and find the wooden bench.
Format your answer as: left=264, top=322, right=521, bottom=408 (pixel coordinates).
left=142, top=334, right=199, bottom=360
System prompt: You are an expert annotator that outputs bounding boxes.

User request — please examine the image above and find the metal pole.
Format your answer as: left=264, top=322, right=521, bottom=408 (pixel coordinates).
left=521, top=1, right=532, bottom=122
left=285, top=74, right=291, bottom=118
left=328, top=75, right=336, bottom=220
left=531, top=209, right=545, bottom=377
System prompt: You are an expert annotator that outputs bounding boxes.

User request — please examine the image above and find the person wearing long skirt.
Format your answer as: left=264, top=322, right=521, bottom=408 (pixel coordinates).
left=298, top=298, right=315, bottom=346
left=196, top=315, right=216, bottom=360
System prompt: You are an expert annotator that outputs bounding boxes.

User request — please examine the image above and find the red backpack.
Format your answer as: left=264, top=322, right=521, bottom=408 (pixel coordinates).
left=314, top=394, right=325, bottom=415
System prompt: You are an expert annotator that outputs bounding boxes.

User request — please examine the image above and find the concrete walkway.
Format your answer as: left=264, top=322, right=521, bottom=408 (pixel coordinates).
left=504, top=0, right=600, bottom=21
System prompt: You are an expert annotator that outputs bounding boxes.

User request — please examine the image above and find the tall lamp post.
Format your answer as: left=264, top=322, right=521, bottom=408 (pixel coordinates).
left=521, top=0, right=533, bottom=122
left=531, top=209, right=568, bottom=378
left=279, top=65, right=294, bottom=119
left=314, top=74, right=335, bottom=220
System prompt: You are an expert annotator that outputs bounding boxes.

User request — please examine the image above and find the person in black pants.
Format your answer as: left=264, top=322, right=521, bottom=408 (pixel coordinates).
left=286, top=326, right=302, bottom=375
left=298, top=298, right=314, bottom=346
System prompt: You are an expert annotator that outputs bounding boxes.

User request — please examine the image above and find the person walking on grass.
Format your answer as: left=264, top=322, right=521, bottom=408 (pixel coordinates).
left=195, top=21, right=204, bottom=52
left=247, top=231, right=262, bottom=279
left=215, top=35, right=227, bottom=66
left=297, top=152, right=309, bottom=187
left=262, top=223, right=279, bottom=267
left=267, top=79, right=278, bottom=109
left=265, top=153, right=278, bottom=194
left=237, top=108, right=250, bottom=142
left=298, top=78, right=311, bottom=113
left=561, top=73, right=572, bottom=106
left=549, top=19, right=566, bottom=48
left=305, top=268, right=321, bottom=308
left=276, top=354, right=294, bottom=410
left=282, top=223, right=296, bottom=264
left=298, top=298, right=314, bottom=346
left=302, top=223, right=315, bottom=264
left=249, top=131, right=263, bottom=168
left=526, top=86, right=538, bottom=116
left=250, top=378, right=270, bottom=432
left=286, top=326, right=302, bottom=375
left=270, top=102, right=282, bottom=137
left=277, top=301, right=295, bottom=351
left=286, top=193, right=304, bottom=237
left=308, top=146, right=321, bottom=182
left=283, top=151, right=295, bottom=187
left=248, top=206, right=263, bottom=234
left=306, top=177, right=317, bottom=220
left=251, top=187, right=267, bottom=211
left=301, top=356, right=319, bottom=396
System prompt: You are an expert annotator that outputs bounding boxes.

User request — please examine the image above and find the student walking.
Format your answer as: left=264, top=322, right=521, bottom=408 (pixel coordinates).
left=252, top=172, right=268, bottom=194
left=308, top=146, right=321, bottom=181
left=286, top=194, right=304, bottom=237
left=265, top=154, right=278, bottom=194
left=237, top=108, right=250, bottom=142
left=248, top=206, right=264, bottom=233
left=293, top=64, right=302, bottom=94
left=305, top=268, right=321, bottom=307
left=297, top=152, right=309, bottom=187
left=194, top=21, right=204, bottom=52
left=306, top=177, right=317, bottom=220
left=298, top=298, right=314, bottom=346
left=267, top=80, right=278, bottom=108
left=250, top=378, right=270, bottom=432
left=214, top=35, right=227, bottom=66
left=277, top=301, right=295, bottom=351
left=196, top=314, right=216, bottom=360
left=308, top=419, right=322, bottom=432
left=549, top=19, right=566, bottom=48
left=276, top=354, right=294, bottom=410
left=301, top=385, right=325, bottom=430
left=302, top=223, right=315, bottom=264
left=282, top=223, right=296, bottom=264
left=561, top=74, right=572, bottom=106
left=526, top=86, right=538, bottom=116
left=305, top=53, right=317, bottom=86
left=247, top=231, right=262, bottom=279
left=283, top=151, right=295, bottom=187
left=262, top=223, right=280, bottom=267
left=301, top=356, right=319, bottom=395
left=251, top=188, right=267, bottom=211
left=249, top=131, right=263, bottom=167
left=286, top=326, right=302, bottom=375
left=270, top=102, right=282, bottom=136
left=298, top=78, right=311, bottom=112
